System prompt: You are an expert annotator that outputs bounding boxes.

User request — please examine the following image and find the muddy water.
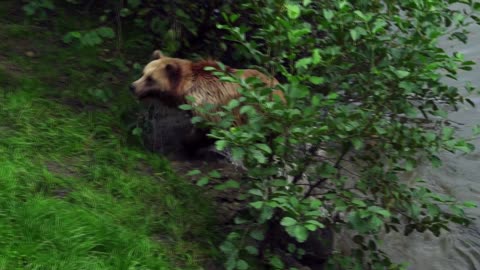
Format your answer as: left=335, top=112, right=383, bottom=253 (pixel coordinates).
left=382, top=22, right=480, bottom=270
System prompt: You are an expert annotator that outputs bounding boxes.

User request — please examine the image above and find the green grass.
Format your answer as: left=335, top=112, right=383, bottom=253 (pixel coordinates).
left=0, top=3, right=219, bottom=270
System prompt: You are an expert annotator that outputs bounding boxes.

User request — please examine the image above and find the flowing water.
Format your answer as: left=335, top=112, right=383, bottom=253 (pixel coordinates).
left=382, top=20, right=480, bottom=270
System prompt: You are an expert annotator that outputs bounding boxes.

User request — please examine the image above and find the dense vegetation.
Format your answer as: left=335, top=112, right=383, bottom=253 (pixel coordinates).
left=3, top=0, right=480, bottom=269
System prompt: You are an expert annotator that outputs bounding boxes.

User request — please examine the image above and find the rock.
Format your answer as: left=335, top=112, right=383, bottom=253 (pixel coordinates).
left=25, top=51, right=35, bottom=57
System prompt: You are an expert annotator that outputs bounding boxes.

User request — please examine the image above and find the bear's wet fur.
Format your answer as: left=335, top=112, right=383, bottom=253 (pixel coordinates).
left=131, top=50, right=284, bottom=156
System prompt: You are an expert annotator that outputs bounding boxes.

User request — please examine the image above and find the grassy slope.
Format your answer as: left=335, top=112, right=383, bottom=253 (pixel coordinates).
left=0, top=3, right=218, bottom=270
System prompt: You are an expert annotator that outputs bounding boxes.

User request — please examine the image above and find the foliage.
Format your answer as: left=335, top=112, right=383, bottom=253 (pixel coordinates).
left=185, top=1, right=479, bottom=269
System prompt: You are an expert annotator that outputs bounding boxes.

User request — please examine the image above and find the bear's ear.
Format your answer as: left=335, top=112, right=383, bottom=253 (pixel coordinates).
left=151, top=50, right=164, bottom=60
left=165, top=63, right=180, bottom=78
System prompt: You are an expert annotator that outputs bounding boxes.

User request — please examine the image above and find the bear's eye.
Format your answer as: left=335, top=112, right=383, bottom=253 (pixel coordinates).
left=146, top=76, right=153, bottom=83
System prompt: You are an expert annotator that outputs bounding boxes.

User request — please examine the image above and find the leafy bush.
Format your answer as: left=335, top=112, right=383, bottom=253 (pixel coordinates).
left=185, top=1, right=479, bottom=269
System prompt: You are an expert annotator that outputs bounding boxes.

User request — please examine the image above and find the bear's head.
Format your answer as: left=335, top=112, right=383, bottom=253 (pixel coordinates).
left=130, top=50, right=187, bottom=103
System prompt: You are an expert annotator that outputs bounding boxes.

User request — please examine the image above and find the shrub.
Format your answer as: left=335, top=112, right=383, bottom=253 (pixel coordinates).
left=186, top=1, right=479, bottom=269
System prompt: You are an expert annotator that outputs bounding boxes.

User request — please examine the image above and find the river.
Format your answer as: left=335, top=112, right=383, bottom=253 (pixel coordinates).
left=382, top=18, right=480, bottom=270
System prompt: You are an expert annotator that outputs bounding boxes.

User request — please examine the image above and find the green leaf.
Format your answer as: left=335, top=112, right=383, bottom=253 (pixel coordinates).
left=185, top=96, right=196, bottom=102
left=323, top=9, right=334, bottom=22
left=354, top=10, right=368, bottom=21
left=369, top=215, right=383, bottom=230
left=350, top=29, right=359, bottom=41
left=187, top=169, right=201, bottom=176
left=293, top=225, right=309, bottom=242
left=327, top=93, right=339, bottom=100
left=295, top=57, right=312, bottom=69
left=128, top=0, right=141, bottom=8
left=259, top=206, right=274, bottom=222
left=191, top=116, right=203, bottom=124
left=231, top=147, right=245, bottom=160
left=405, top=159, right=415, bottom=171
left=229, top=14, right=240, bottom=23
left=463, top=201, right=477, bottom=208
left=374, top=126, right=387, bottom=135
left=252, top=150, right=267, bottom=164
left=249, top=189, right=263, bottom=197
left=269, top=255, right=284, bottom=269
left=312, top=49, right=322, bottom=64
left=250, top=201, right=264, bottom=209
left=197, top=177, right=209, bottom=186
left=132, top=127, right=142, bottom=136
left=473, top=125, right=480, bottom=135
left=286, top=4, right=301, bottom=19
left=442, top=127, right=455, bottom=140
left=215, top=180, right=240, bottom=190
left=434, top=109, right=449, bottom=118
left=427, top=204, right=440, bottom=216
left=215, top=140, right=228, bottom=151
left=306, top=220, right=325, bottom=228
left=351, top=138, right=364, bottom=150
left=97, top=27, right=115, bottom=38
left=245, top=246, right=259, bottom=255
left=451, top=32, right=468, bottom=43
left=226, top=257, right=236, bottom=270
left=287, top=244, right=296, bottom=253
left=394, top=70, right=410, bottom=78
left=280, top=217, right=297, bottom=227
left=367, top=206, right=391, bottom=218
left=309, top=199, right=322, bottom=208
left=474, top=2, right=480, bottom=11
left=352, top=199, right=367, bottom=207
left=240, top=105, right=255, bottom=115
left=236, top=260, right=249, bottom=270
left=226, top=99, right=240, bottom=110
left=305, top=224, right=317, bottom=231
left=250, top=230, right=265, bottom=241
left=208, top=170, right=221, bottom=178
left=220, top=241, right=236, bottom=254
left=309, top=76, right=325, bottom=85
left=303, top=0, right=312, bottom=6
left=63, top=31, right=81, bottom=43
left=178, top=104, right=192, bottom=110
left=256, top=144, right=272, bottom=153
left=429, top=155, right=442, bottom=168
left=204, top=66, right=216, bottom=71
left=372, top=19, right=387, bottom=33
left=399, top=81, right=416, bottom=94
left=454, top=141, right=474, bottom=153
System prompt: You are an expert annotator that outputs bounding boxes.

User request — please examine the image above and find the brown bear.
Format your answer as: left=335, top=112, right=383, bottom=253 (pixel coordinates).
left=130, top=50, right=285, bottom=156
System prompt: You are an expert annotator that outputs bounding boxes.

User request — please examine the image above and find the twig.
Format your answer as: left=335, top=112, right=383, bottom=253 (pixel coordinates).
left=303, top=143, right=351, bottom=199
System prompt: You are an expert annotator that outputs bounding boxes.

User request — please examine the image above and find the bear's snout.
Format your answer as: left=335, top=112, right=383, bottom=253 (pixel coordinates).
left=129, top=84, right=136, bottom=93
